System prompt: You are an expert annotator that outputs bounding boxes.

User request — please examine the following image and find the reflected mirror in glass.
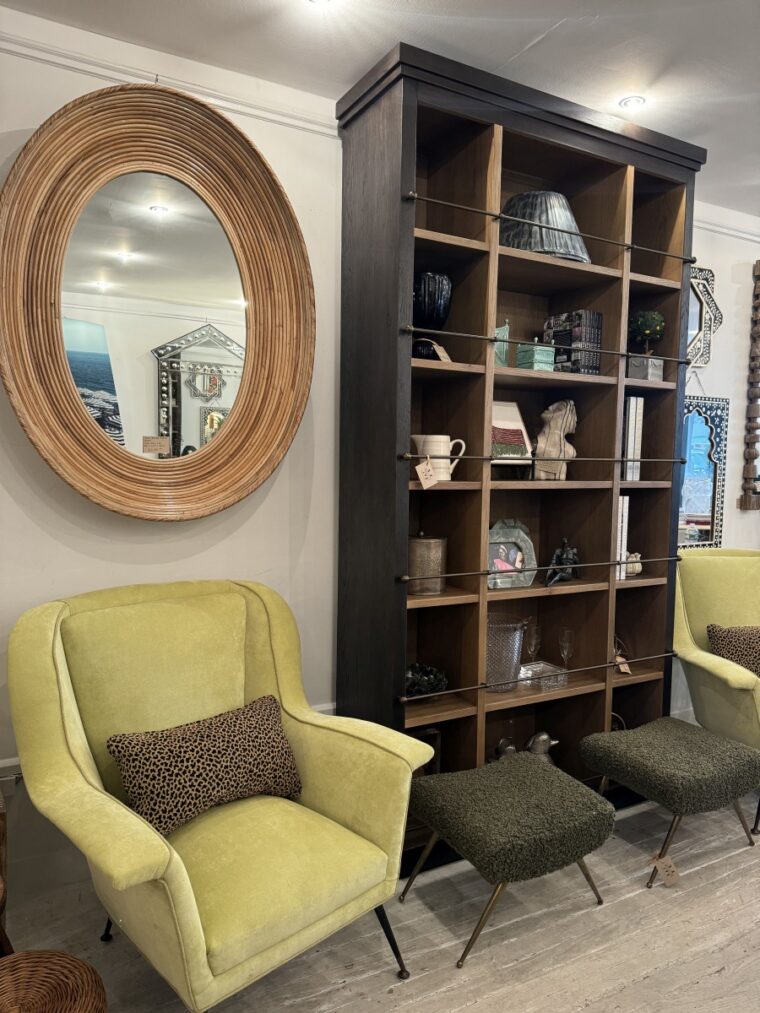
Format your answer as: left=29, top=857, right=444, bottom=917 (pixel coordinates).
left=678, top=396, right=729, bottom=548
left=61, top=171, right=246, bottom=457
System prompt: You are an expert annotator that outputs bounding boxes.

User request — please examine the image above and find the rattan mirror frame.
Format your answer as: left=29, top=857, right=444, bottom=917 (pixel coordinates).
left=0, top=84, right=315, bottom=520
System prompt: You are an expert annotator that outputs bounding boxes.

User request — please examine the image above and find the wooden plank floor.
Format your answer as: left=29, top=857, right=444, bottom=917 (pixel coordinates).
left=7, top=799, right=760, bottom=1012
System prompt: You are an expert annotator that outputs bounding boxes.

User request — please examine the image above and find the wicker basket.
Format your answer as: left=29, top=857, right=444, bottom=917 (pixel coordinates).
left=0, top=950, right=107, bottom=1011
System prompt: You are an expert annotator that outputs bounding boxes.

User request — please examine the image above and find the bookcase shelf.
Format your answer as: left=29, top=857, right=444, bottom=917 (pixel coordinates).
left=337, top=45, right=703, bottom=826
left=494, top=367, right=617, bottom=391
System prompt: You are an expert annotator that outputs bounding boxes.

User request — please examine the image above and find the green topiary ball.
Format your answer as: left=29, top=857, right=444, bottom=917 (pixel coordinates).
left=629, top=309, right=665, bottom=352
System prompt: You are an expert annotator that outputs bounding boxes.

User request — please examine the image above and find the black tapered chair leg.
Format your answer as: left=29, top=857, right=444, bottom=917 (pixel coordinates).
left=375, top=905, right=410, bottom=980
left=100, top=917, right=113, bottom=942
left=753, top=796, right=760, bottom=836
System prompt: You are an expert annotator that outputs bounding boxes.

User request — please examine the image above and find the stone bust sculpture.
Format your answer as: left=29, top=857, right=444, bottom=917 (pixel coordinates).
left=534, top=399, right=577, bottom=481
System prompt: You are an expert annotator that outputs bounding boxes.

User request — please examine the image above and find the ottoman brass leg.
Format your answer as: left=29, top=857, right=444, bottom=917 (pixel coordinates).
left=598, top=776, right=609, bottom=797
left=753, top=796, right=760, bottom=836
left=647, top=814, right=682, bottom=888
left=576, top=858, right=603, bottom=905
left=399, top=831, right=439, bottom=903
left=733, top=800, right=756, bottom=847
left=456, top=882, right=506, bottom=968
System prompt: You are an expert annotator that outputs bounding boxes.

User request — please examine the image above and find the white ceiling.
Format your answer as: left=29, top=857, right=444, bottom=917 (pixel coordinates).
left=4, top=0, right=759, bottom=213
left=62, top=172, right=246, bottom=314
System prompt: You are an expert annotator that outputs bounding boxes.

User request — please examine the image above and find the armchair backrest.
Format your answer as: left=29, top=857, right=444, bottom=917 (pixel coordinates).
left=10, top=581, right=306, bottom=800
left=676, top=549, right=760, bottom=651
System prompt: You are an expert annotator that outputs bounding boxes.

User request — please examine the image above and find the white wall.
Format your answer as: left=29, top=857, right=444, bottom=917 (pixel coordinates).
left=687, top=202, right=760, bottom=548
left=0, top=6, right=342, bottom=890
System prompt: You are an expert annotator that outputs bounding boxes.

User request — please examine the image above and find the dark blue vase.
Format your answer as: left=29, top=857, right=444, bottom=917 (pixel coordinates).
left=413, top=272, right=452, bottom=330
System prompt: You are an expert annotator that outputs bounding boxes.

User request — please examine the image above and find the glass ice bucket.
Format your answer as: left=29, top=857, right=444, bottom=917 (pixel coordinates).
left=486, top=613, right=526, bottom=692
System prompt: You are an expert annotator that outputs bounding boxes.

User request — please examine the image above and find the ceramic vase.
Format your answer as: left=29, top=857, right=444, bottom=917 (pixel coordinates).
left=413, top=272, right=452, bottom=329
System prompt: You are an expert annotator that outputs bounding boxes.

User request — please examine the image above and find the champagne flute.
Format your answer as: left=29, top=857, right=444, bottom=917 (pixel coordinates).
left=520, top=621, right=540, bottom=684
left=525, top=621, right=541, bottom=663
left=559, top=627, right=574, bottom=671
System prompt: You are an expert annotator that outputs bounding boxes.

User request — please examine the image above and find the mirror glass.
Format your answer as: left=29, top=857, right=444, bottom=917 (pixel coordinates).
left=62, top=171, right=246, bottom=457
left=678, top=396, right=729, bottom=547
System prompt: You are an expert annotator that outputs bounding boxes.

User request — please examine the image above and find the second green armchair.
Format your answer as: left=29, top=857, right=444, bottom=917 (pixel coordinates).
left=674, top=549, right=760, bottom=830
left=8, top=580, right=432, bottom=1011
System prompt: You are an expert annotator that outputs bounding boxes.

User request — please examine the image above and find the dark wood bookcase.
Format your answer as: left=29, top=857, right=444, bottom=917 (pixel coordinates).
left=336, top=46, right=706, bottom=806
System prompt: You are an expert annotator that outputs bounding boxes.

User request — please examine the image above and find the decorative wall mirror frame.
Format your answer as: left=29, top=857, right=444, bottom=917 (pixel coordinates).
left=687, top=265, right=723, bottom=367
left=678, top=395, right=729, bottom=548
left=0, top=84, right=315, bottom=520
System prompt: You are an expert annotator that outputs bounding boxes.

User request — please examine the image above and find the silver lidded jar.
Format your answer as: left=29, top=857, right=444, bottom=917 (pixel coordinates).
left=408, top=533, right=447, bottom=596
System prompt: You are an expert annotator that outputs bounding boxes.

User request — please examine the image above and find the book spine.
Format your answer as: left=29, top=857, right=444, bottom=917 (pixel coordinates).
left=632, top=397, right=644, bottom=481
left=617, top=495, right=629, bottom=580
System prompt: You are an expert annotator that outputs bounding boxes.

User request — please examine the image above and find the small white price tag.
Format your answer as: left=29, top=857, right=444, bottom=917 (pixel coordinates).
left=430, top=340, right=451, bottom=362
left=650, top=854, right=680, bottom=887
left=415, top=455, right=438, bottom=490
left=615, top=653, right=632, bottom=675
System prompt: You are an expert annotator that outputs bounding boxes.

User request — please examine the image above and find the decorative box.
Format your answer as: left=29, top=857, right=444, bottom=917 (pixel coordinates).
left=628, top=355, right=664, bottom=381
left=516, top=343, right=555, bottom=371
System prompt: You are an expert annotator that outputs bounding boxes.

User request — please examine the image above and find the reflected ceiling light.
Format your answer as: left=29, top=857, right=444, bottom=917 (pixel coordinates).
left=235, top=299, right=248, bottom=307
left=149, top=204, right=169, bottom=216
left=619, top=95, right=646, bottom=110
left=116, top=251, right=134, bottom=262
left=92, top=280, right=111, bottom=291
left=307, top=0, right=332, bottom=4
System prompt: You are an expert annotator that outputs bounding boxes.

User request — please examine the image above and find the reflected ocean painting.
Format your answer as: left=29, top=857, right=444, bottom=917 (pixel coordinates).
left=62, top=318, right=125, bottom=446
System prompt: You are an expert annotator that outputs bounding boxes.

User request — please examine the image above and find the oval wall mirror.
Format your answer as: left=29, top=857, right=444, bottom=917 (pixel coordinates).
left=0, top=85, right=315, bottom=520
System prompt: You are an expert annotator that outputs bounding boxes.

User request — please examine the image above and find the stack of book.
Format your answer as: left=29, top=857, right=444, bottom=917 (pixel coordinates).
left=617, top=495, right=629, bottom=581
left=543, top=309, right=602, bottom=375
left=622, top=396, right=644, bottom=480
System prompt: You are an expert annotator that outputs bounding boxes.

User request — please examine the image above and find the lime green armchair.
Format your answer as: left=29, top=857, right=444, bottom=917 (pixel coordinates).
left=674, top=549, right=760, bottom=830
left=8, top=581, right=432, bottom=1011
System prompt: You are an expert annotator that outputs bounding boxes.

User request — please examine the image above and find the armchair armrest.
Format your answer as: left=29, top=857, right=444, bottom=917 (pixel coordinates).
left=678, top=643, right=759, bottom=691
left=283, top=707, right=433, bottom=878
left=27, top=774, right=171, bottom=892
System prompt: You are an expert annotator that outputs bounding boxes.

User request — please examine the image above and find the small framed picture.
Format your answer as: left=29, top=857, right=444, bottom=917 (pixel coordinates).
left=200, top=407, right=229, bottom=446
left=487, top=519, right=536, bottom=589
left=492, top=400, right=531, bottom=465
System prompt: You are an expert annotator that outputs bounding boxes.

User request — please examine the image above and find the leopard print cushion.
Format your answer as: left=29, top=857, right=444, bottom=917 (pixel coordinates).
left=107, top=695, right=301, bottom=837
left=707, top=624, right=760, bottom=677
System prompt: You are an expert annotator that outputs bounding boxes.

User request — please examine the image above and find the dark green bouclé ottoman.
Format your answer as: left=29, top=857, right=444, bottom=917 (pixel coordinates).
left=580, top=717, right=760, bottom=816
left=404, top=754, right=615, bottom=965
left=580, top=717, right=760, bottom=888
left=410, top=754, right=615, bottom=885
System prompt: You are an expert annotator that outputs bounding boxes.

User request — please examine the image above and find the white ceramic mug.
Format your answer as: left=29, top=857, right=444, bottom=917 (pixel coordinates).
left=411, top=434, right=466, bottom=481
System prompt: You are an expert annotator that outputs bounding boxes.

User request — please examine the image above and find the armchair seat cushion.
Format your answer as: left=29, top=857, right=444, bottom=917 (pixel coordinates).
left=168, top=795, right=388, bottom=975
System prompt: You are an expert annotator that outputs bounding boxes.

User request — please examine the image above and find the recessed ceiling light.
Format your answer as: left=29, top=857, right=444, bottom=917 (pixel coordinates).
left=149, top=204, right=169, bottom=216
left=116, top=251, right=134, bottom=262
left=92, top=280, right=111, bottom=291
left=619, top=95, right=646, bottom=110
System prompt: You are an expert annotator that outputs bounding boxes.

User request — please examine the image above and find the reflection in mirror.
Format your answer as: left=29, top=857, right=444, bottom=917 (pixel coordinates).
left=678, top=395, right=729, bottom=548
left=62, top=171, right=245, bottom=457
left=686, top=266, right=722, bottom=367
